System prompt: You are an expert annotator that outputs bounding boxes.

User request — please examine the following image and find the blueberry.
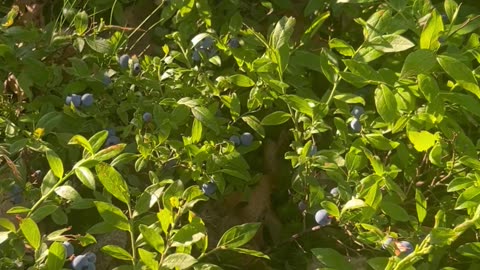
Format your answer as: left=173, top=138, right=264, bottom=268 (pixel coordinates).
left=207, top=47, right=218, bottom=58
left=102, top=75, right=111, bottom=86
left=298, top=201, right=307, bottom=211
left=441, top=14, right=448, bottom=24
left=197, top=37, right=214, bottom=50
left=81, top=94, right=94, bottom=107
left=85, top=252, right=96, bottom=263
left=118, top=54, right=130, bottom=69
left=308, top=145, right=317, bottom=156
left=351, top=105, right=364, bottom=119
left=330, top=187, right=339, bottom=197
left=240, top=132, right=253, bottom=146
left=106, top=128, right=116, bottom=137
left=314, top=209, right=331, bottom=226
left=105, top=136, right=120, bottom=147
left=87, top=263, right=96, bottom=270
left=192, top=50, right=201, bottom=62
left=71, top=94, right=81, bottom=108
left=72, top=254, right=89, bottom=270
left=62, top=241, right=74, bottom=258
left=65, top=95, right=72, bottom=105
left=398, top=241, right=414, bottom=255
left=132, top=62, right=141, bottom=75
left=229, top=135, right=241, bottom=146
left=228, top=38, right=240, bottom=49
left=10, top=184, right=22, bottom=204
left=350, top=118, right=361, bottom=133
left=381, top=237, right=394, bottom=250
left=143, top=112, right=153, bottom=122
left=202, top=182, right=217, bottom=196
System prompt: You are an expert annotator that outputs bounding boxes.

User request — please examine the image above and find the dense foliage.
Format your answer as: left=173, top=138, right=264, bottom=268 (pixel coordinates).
left=2, top=0, right=480, bottom=269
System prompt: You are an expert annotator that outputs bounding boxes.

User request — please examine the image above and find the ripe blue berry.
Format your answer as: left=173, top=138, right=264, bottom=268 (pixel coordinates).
left=62, top=241, right=74, bottom=258
left=228, top=38, right=240, bottom=49
left=229, top=135, right=241, bottom=146
left=350, top=118, right=361, bottom=133
left=102, top=75, right=111, bottom=86
left=143, top=112, right=153, bottom=122
left=132, top=62, right=141, bottom=75
left=81, top=94, right=94, bottom=107
left=397, top=241, right=413, bottom=255
left=72, top=254, right=89, bottom=270
left=10, top=184, right=22, bottom=204
left=330, top=187, right=339, bottom=197
left=118, top=54, right=130, bottom=69
left=381, top=237, right=393, bottom=250
left=308, top=145, right=317, bottom=156
left=298, top=201, right=307, bottom=211
left=314, top=209, right=331, bottom=226
left=192, top=50, right=201, bottom=62
left=68, top=94, right=81, bottom=108
left=240, top=132, right=253, bottom=146
left=351, top=105, right=364, bottom=119
left=106, top=128, right=116, bottom=137
left=85, top=252, right=96, bottom=263
left=105, top=136, right=120, bottom=147
left=202, top=182, right=216, bottom=196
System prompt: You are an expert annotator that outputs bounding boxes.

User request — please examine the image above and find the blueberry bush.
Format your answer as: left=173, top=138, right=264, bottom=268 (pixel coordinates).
left=2, top=0, right=480, bottom=269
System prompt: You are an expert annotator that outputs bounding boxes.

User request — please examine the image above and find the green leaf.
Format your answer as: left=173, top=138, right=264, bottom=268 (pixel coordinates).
left=420, top=9, right=444, bottom=50
left=30, top=204, right=58, bottom=223
left=415, top=189, right=427, bottom=224
left=447, top=177, right=475, bottom=192
left=0, top=218, right=15, bottom=232
left=333, top=93, right=365, bottom=105
left=440, top=92, right=480, bottom=118
left=241, top=115, right=265, bottom=138
left=94, top=143, right=126, bottom=161
left=437, top=55, right=480, bottom=98
left=375, top=85, right=398, bottom=123
left=321, top=201, right=340, bottom=218
left=329, top=38, right=355, bottom=56
left=230, top=248, right=270, bottom=259
left=191, top=107, right=219, bottom=134
left=134, top=185, right=165, bottom=217
left=457, top=242, right=480, bottom=259
left=46, top=150, right=64, bottom=179
left=95, top=162, right=130, bottom=204
left=75, top=167, right=96, bottom=190
left=191, top=118, right=203, bottom=143
left=343, top=59, right=380, bottom=82
left=368, top=34, right=414, bottom=53
left=68, top=135, right=93, bottom=154
left=400, top=49, right=437, bottom=78
left=101, top=245, right=133, bottom=261
left=94, top=201, right=130, bottom=231
left=162, top=253, right=197, bottom=270
left=171, top=222, right=206, bottom=247
left=54, top=185, right=82, bottom=201
left=418, top=74, right=440, bottom=102
left=458, top=156, right=480, bottom=171
left=138, top=248, right=159, bottom=270
left=311, top=248, right=354, bottom=270
left=228, top=74, right=255, bottom=87
left=217, top=223, right=261, bottom=248
left=270, top=16, right=295, bottom=50
left=139, top=225, right=165, bottom=254
left=455, top=186, right=480, bottom=209
left=341, top=198, right=367, bottom=214
left=89, top=130, right=109, bottom=153
left=407, top=131, right=436, bottom=152
left=365, top=134, right=399, bottom=151
left=157, top=209, right=173, bottom=235
left=381, top=201, right=409, bottom=222
left=46, top=241, right=65, bottom=270
left=261, top=111, right=291, bottom=126
left=74, top=11, right=88, bottom=36
left=444, top=0, right=459, bottom=23
left=320, top=48, right=339, bottom=84
left=20, top=218, right=41, bottom=250
left=281, top=95, right=313, bottom=117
